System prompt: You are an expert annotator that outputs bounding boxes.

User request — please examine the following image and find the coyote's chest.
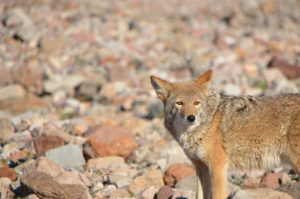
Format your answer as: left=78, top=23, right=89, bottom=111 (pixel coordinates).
left=172, top=121, right=207, bottom=160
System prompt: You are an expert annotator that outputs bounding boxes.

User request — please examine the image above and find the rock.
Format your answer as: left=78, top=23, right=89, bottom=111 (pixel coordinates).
left=75, top=81, right=101, bottom=101
left=33, top=135, right=66, bottom=156
left=109, top=173, right=131, bottom=188
left=0, top=84, right=25, bottom=102
left=172, top=189, right=195, bottom=199
left=7, top=150, right=29, bottom=165
left=45, top=144, right=86, bottom=169
left=83, top=124, right=138, bottom=159
left=277, top=182, right=300, bottom=199
left=163, top=163, right=195, bottom=187
left=20, top=171, right=92, bottom=199
left=232, top=188, right=292, bottom=199
left=145, top=99, right=164, bottom=119
left=141, top=186, right=157, bottom=199
left=267, top=55, right=300, bottom=79
left=12, top=65, right=44, bottom=95
left=109, top=188, right=131, bottom=199
left=86, top=156, right=125, bottom=170
left=0, top=177, right=12, bottom=199
left=35, top=157, right=65, bottom=177
left=157, top=186, right=173, bottom=199
left=0, top=142, right=19, bottom=159
left=0, top=118, right=15, bottom=141
left=101, top=185, right=117, bottom=198
left=25, top=194, right=40, bottom=199
left=14, top=159, right=36, bottom=175
left=55, top=171, right=90, bottom=187
left=129, top=169, right=164, bottom=195
left=259, top=172, right=281, bottom=189
left=43, top=75, right=84, bottom=94
left=175, top=174, right=197, bottom=192
left=3, top=8, right=32, bottom=27
left=0, top=167, right=16, bottom=181
left=222, top=83, right=242, bottom=95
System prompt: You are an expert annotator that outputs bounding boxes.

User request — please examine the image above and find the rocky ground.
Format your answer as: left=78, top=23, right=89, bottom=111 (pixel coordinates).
left=0, top=0, right=300, bottom=198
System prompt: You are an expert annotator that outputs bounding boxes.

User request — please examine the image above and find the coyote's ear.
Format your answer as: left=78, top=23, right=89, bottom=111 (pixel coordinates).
left=195, top=70, right=213, bottom=84
left=150, top=76, right=172, bottom=103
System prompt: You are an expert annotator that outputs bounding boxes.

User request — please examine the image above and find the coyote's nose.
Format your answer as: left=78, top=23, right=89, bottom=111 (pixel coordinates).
left=187, top=115, right=196, bottom=122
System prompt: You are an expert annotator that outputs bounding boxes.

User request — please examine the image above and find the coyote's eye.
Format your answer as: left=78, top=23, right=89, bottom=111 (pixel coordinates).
left=194, top=101, right=200, bottom=105
left=176, top=101, right=183, bottom=106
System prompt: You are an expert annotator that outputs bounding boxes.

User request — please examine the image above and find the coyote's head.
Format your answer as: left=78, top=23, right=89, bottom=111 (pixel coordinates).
left=150, top=70, right=215, bottom=131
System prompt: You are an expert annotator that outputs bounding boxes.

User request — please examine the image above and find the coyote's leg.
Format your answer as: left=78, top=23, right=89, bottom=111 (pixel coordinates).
left=193, top=160, right=212, bottom=199
left=210, top=162, right=227, bottom=199
left=287, top=113, right=300, bottom=174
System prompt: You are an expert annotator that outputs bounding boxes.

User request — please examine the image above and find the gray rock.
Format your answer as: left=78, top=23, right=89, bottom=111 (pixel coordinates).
left=175, top=174, right=197, bottom=192
left=231, top=190, right=254, bottom=199
left=277, top=182, right=300, bottom=199
left=45, top=144, right=85, bottom=169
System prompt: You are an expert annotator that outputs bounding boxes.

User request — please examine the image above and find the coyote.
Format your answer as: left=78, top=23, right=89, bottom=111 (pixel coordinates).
left=150, top=70, right=300, bottom=199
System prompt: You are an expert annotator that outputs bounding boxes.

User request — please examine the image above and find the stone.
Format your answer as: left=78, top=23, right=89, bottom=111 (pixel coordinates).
left=232, top=188, right=292, bottom=199
left=86, top=156, right=125, bottom=170
left=20, top=171, right=92, bottom=199
left=75, top=81, right=101, bottom=101
left=163, top=163, right=195, bottom=187
left=12, top=65, right=44, bottom=95
left=109, top=188, right=130, bottom=199
left=3, top=8, right=32, bottom=27
left=0, top=84, right=25, bottom=102
left=129, top=170, right=164, bottom=195
left=0, top=167, right=16, bottom=181
left=6, top=130, right=32, bottom=149
left=43, top=75, right=84, bottom=93
left=0, top=142, right=19, bottom=159
left=267, top=55, right=300, bottom=79
left=101, top=185, right=117, bottom=197
left=259, top=172, right=281, bottom=189
left=83, top=124, right=138, bottom=159
left=277, top=182, right=300, bottom=199
left=45, top=144, right=86, bottom=169
left=25, top=194, right=40, bottom=199
left=157, top=186, right=173, bottom=199
left=14, top=159, right=36, bottom=175
left=33, top=135, right=66, bottom=156
left=7, top=150, right=28, bottom=165
left=175, top=174, right=197, bottom=192
left=109, top=173, right=131, bottom=188
left=54, top=171, right=90, bottom=187
left=0, top=118, right=15, bottom=141
left=35, top=157, right=65, bottom=177
left=0, top=177, right=12, bottom=199
left=141, top=186, right=157, bottom=199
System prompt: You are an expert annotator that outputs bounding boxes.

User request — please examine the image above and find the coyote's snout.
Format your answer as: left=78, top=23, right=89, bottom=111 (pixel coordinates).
left=151, top=70, right=300, bottom=199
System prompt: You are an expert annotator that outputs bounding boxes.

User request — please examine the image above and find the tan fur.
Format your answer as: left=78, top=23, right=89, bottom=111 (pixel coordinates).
left=150, top=70, right=300, bottom=199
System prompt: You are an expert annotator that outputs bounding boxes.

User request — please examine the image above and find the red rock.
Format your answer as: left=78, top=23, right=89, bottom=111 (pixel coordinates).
left=12, top=63, right=44, bottom=95
left=157, top=186, right=173, bottom=199
left=83, top=124, right=138, bottom=159
left=0, top=167, right=17, bottom=181
left=267, top=55, right=300, bottom=79
left=7, top=150, right=28, bottom=164
left=0, top=95, right=49, bottom=115
left=34, top=135, right=66, bottom=156
left=163, top=163, right=195, bottom=187
left=259, top=172, right=282, bottom=189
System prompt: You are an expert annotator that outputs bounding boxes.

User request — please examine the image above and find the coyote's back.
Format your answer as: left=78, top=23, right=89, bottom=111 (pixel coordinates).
left=219, top=94, right=300, bottom=172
